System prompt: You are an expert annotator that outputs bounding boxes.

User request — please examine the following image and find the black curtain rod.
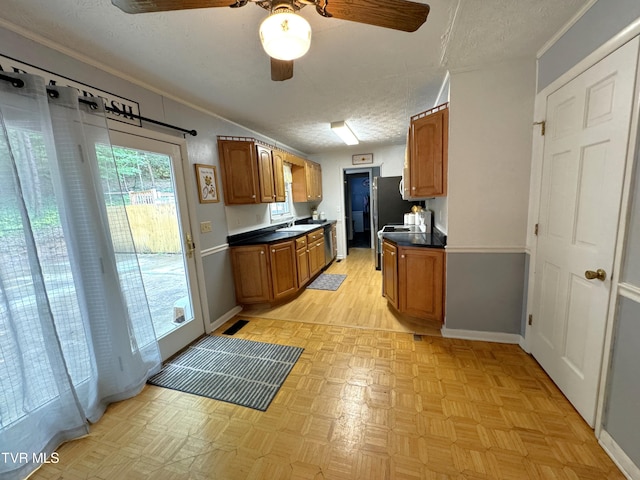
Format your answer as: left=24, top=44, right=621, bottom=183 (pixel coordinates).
left=0, top=73, right=197, bottom=137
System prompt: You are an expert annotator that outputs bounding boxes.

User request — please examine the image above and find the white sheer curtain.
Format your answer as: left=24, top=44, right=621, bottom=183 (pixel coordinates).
left=0, top=73, right=161, bottom=480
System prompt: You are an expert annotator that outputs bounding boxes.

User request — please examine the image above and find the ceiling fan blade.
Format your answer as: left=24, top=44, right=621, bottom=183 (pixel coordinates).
left=316, top=0, right=429, bottom=32
left=271, top=58, right=294, bottom=81
left=111, top=0, right=240, bottom=14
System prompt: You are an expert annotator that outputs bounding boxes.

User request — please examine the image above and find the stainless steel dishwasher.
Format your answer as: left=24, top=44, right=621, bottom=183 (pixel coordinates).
left=323, top=223, right=334, bottom=267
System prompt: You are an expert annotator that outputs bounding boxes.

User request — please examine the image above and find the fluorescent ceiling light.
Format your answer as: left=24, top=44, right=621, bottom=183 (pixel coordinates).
left=259, top=9, right=312, bottom=61
left=331, top=121, right=359, bottom=145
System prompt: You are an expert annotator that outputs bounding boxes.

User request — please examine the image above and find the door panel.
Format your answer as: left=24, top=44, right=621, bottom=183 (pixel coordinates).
left=256, top=145, right=275, bottom=203
left=108, top=130, right=205, bottom=360
left=531, top=37, right=639, bottom=425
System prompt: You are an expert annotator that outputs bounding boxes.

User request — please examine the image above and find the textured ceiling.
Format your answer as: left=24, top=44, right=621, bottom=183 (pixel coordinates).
left=0, top=0, right=589, bottom=154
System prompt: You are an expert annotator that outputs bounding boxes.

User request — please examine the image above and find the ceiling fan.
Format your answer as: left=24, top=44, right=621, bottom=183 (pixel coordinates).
left=111, top=0, right=430, bottom=81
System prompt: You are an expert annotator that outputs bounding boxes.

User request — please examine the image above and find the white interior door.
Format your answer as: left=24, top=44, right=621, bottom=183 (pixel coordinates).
left=107, top=129, right=205, bottom=360
left=531, top=37, right=639, bottom=426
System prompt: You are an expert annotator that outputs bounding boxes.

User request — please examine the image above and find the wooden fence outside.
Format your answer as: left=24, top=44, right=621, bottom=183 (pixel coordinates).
left=107, top=204, right=181, bottom=253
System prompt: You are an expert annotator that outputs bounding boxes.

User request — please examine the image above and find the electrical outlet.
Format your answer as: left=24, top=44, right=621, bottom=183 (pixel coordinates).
left=200, top=221, right=212, bottom=233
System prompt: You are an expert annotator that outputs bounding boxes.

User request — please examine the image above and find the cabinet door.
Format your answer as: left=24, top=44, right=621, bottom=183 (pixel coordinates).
left=304, top=162, right=315, bottom=202
left=313, top=163, right=323, bottom=201
left=382, top=241, right=398, bottom=309
left=272, top=151, right=286, bottom=203
left=409, top=106, right=448, bottom=197
left=398, top=247, right=444, bottom=322
left=296, top=247, right=310, bottom=287
left=307, top=233, right=324, bottom=277
left=256, top=145, right=276, bottom=203
left=218, top=140, right=259, bottom=205
left=230, top=245, right=270, bottom=303
left=269, top=240, right=297, bottom=300
left=307, top=241, right=319, bottom=276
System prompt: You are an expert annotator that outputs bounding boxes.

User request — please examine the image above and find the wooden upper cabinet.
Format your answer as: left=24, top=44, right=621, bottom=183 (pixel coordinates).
left=408, top=103, right=448, bottom=198
left=218, top=139, right=260, bottom=205
left=292, top=160, right=323, bottom=203
left=312, top=163, right=323, bottom=201
left=256, top=145, right=276, bottom=203
left=272, top=150, right=286, bottom=203
left=217, top=139, right=286, bottom=205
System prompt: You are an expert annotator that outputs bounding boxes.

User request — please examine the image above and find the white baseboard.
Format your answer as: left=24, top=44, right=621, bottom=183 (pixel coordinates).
left=207, top=306, right=242, bottom=333
left=599, top=430, right=640, bottom=480
left=441, top=327, right=523, bottom=345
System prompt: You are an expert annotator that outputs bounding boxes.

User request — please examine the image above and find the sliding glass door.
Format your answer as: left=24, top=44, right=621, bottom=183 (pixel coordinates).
left=106, top=129, right=205, bottom=359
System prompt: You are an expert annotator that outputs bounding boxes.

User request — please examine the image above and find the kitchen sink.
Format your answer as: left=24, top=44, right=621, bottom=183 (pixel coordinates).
left=276, top=224, right=321, bottom=233
left=382, top=226, right=412, bottom=233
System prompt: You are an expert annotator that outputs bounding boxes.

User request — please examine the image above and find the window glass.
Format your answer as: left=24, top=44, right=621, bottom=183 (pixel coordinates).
left=270, top=164, right=293, bottom=223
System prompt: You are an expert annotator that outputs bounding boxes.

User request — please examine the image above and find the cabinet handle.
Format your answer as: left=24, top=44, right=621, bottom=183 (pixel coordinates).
left=272, top=249, right=275, bottom=253
left=391, top=252, right=395, bottom=256
left=401, top=255, right=405, bottom=258
left=252, top=194, right=256, bottom=198
left=411, top=187, right=416, bottom=191
left=260, top=251, right=265, bottom=255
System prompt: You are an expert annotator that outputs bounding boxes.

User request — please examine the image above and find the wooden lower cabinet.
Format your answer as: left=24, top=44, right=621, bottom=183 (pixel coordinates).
left=307, top=229, right=325, bottom=277
left=382, top=240, right=398, bottom=309
left=296, top=246, right=310, bottom=287
left=230, top=245, right=271, bottom=304
left=382, top=240, right=445, bottom=322
left=231, top=232, right=326, bottom=305
left=269, top=241, right=298, bottom=300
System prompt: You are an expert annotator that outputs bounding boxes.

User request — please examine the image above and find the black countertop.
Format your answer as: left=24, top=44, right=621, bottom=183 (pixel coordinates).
left=381, top=227, right=447, bottom=249
left=228, top=219, right=336, bottom=247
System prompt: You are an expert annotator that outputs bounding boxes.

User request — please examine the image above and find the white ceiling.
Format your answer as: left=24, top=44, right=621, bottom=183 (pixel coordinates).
left=0, top=0, right=589, bottom=154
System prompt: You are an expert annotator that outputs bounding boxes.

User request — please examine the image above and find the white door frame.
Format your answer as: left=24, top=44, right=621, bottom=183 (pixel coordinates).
left=524, top=19, right=640, bottom=438
left=105, top=122, right=212, bottom=349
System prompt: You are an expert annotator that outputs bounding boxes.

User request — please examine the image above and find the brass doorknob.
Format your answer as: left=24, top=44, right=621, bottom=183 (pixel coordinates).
left=585, top=269, right=606, bottom=281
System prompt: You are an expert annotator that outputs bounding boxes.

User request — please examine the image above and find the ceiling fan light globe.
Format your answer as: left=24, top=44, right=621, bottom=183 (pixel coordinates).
left=259, top=11, right=311, bottom=61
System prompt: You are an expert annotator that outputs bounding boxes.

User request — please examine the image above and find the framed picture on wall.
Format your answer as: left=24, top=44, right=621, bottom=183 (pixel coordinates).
left=352, top=153, right=373, bottom=165
left=195, top=164, right=219, bottom=203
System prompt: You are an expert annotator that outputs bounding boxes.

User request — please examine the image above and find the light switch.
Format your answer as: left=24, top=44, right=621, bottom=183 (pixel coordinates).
left=200, top=221, right=212, bottom=233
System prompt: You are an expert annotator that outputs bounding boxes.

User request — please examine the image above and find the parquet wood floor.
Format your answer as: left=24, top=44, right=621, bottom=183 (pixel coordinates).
left=31, top=249, right=624, bottom=479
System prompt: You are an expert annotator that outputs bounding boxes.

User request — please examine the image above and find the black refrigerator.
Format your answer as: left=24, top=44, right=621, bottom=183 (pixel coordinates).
left=373, top=176, right=416, bottom=270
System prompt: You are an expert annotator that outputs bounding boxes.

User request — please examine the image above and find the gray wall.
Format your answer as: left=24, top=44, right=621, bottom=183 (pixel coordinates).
left=538, top=0, right=640, bottom=91
left=446, top=253, right=526, bottom=334
left=603, top=297, right=640, bottom=467
left=604, top=122, right=640, bottom=467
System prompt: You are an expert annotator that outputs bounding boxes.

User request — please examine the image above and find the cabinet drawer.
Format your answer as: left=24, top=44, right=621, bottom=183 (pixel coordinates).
left=295, top=237, right=307, bottom=250
left=307, top=229, right=324, bottom=243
